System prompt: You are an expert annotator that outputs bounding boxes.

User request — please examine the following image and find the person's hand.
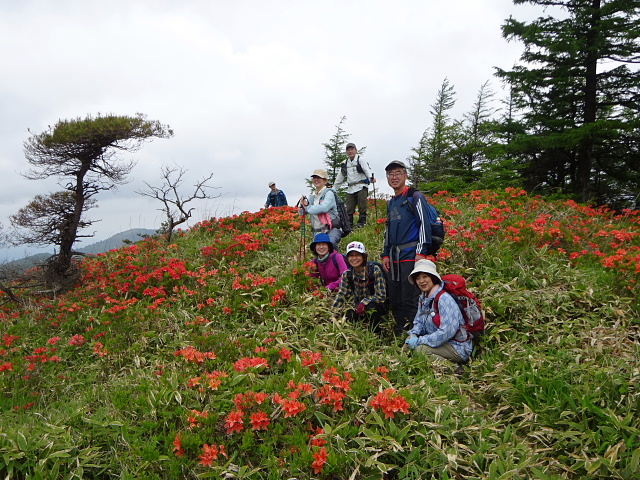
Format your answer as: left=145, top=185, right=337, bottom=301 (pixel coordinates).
left=382, top=257, right=390, bottom=272
left=370, top=176, right=376, bottom=184
left=405, top=335, right=419, bottom=350
left=355, top=302, right=366, bottom=316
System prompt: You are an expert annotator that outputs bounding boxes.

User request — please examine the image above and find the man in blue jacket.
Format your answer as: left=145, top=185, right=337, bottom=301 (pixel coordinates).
left=381, top=160, right=438, bottom=335
left=264, top=181, right=288, bottom=208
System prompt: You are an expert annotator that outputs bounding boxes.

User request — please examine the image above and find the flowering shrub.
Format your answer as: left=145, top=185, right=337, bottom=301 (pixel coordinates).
left=0, top=192, right=637, bottom=478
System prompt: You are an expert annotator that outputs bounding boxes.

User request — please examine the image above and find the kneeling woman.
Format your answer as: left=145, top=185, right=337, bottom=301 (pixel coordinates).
left=310, top=233, right=348, bottom=292
left=404, top=260, right=472, bottom=364
left=332, top=241, right=387, bottom=335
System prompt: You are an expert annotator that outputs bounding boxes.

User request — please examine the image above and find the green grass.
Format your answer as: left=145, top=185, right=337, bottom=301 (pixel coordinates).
left=1, top=191, right=639, bottom=479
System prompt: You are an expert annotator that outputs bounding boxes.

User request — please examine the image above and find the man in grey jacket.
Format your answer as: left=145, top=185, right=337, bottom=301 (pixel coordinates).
left=333, top=143, right=376, bottom=228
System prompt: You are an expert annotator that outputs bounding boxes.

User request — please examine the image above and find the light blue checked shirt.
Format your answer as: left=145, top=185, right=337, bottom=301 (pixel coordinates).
left=408, top=285, right=473, bottom=361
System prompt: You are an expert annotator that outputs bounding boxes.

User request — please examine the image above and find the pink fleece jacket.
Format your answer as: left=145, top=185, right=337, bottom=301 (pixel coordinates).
left=311, top=251, right=349, bottom=292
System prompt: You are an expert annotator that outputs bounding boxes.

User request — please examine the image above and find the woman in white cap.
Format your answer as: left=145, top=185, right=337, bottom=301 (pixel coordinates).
left=299, top=169, right=342, bottom=250
left=332, top=241, right=388, bottom=335
left=404, top=260, right=473, bottom=364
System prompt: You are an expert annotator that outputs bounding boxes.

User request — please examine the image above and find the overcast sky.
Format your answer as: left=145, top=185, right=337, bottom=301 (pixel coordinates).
left=0, top=0, right=544, bottom=260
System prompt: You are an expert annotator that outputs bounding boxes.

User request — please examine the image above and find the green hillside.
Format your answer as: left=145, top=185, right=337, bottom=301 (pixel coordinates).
left=1, top=189, right=638, bottom=479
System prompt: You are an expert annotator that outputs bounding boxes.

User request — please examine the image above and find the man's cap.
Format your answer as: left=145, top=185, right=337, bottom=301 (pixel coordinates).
left=310, top=233, right=334, bottom=254
left=385, top=160, right=407, bottom=171
left=311, top=168, right=329, bottom=179
left=346, top=241, right=366, bottom=255
left=408, top=259, right=442, bottom=285
left=268, top=181, right=275, bottom=187
left=345, top=143, right=356, bottom=150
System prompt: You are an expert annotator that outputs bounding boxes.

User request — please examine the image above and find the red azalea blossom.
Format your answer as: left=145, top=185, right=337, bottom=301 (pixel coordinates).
left=311, top=447, right=328, bottom=474
left=233, top=356, right=269, bottom=372
left=68, top=334, right=86, bottom=346
left=282, top=399, right=306, bottom=417
left=250, top=411, right=270, bottom=431
left=173, top=434, right=184, bottom=457
left=224, top=410, right=244, bottom=434
left=370, top=388, right=410, bottom=419
left=199, top=443, right=226, bottom=466
left=279, top=347, right=292, bottom=362
left=174, top=345, right=216, bottom=364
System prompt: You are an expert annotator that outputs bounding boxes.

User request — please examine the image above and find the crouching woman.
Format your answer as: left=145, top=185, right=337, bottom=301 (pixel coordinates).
left=310, top=233, right=348, bottom=292
left=332, top=241, right=387, bottom=335
left=403, top=260, right=472, bottom=364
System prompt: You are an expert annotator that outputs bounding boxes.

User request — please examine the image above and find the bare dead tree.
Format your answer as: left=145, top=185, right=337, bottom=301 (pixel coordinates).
left=137, top=165, right=218, bottom=244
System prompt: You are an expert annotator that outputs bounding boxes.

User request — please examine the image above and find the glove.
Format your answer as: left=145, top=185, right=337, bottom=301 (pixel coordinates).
left=405, top=335, right=419, bottom=350
left=355, top=302, right=366, bottom=316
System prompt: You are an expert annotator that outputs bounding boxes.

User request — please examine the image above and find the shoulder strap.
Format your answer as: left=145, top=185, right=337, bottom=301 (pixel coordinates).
left=331, top=253, right=340, bottom=270
left=433, top=289, right=445, bottom=313
left=403, top=187, right=418, bottom=217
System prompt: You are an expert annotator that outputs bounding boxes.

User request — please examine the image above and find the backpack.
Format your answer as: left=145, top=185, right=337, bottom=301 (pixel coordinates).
left=340, top=156, right=365, bottom=176
left=340, top=156, right=371, bottom=186
left=432, top=274, right=485, bottom=340
left=346, top=261, right=389, bottom=306
left=312, top=253, right=347, bottom=273
left=402, top=187, right=446, bottom=255
left=327, top=188, right=353, bottom=237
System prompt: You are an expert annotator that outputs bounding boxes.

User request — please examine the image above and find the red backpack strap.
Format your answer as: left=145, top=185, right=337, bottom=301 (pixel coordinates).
left=431, top=289, right=446, bottom=328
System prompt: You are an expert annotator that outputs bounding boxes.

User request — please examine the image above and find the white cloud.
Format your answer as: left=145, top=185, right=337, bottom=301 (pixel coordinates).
left=0, top=0, right=545, bottom=260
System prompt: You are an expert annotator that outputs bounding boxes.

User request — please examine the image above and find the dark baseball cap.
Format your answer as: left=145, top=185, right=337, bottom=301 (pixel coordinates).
left=345, top=143, right=356, bottom=150
left=385, top=160, right=407, bottom=171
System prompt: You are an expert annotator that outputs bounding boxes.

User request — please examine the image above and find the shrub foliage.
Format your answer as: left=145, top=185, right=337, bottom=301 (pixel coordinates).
left=1, top=190, right=639, bottom=479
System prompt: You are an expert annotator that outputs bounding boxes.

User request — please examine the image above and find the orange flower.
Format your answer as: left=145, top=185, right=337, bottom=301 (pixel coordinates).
left=370, top=388, right=410, bottom=419
left=282, top=399, right=306, bottom=418
left=311, top=447, right=328, bottom=474
left=224, top=410, right=244, bottom=434
left=250, top=411, right=270, bottom=431
left=173, top=434, right=184, bottom=457
left=199, top=443, right=225, bottom=466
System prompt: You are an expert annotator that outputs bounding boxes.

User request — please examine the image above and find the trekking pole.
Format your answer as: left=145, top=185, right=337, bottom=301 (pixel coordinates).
left=296, top=198, right=307, bottom=261
left=371, top=173, right=378, bottom=220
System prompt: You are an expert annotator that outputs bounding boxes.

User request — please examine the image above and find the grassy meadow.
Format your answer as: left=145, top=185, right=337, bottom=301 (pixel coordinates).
left=0, top=188, right=638, bottom=479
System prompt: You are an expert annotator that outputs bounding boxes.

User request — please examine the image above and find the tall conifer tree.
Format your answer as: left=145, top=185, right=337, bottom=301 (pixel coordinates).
left=495, top=0, right=640, bottom=204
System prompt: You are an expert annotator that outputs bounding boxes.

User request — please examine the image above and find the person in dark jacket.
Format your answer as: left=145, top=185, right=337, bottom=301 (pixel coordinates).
left=310, top=233, right=348, bottom=292
left=264, top=181, right=288, bottom=208
left=381, top=160, right=440, bottom=335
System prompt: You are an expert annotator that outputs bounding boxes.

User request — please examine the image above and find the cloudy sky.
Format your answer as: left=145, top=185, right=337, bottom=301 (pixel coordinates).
left=0, top=0, right=543, bottom=260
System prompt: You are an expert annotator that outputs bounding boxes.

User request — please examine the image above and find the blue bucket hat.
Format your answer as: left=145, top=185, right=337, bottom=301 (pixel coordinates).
left=310, top=233, right=334, bottom=255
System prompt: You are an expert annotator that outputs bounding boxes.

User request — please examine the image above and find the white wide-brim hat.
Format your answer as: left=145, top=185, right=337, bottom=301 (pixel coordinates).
left=408, top=259, right=442, bottom=284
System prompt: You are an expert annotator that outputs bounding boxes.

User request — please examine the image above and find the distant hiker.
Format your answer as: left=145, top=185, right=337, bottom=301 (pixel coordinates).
left=333, top=241, right=388, bottom=335
left=382, top=160, right=441, bottom=335
left=403, top=260, right=472, bottom=364
left=333, top=143, right=375, bottom=228
left=299, top=169, right=342, bottom=251
left=264, top=181, right=288, bottom=208
left=310, top=233, right=348, bottom=292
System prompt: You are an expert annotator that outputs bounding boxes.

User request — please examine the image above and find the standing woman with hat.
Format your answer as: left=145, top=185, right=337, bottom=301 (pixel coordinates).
left=404, top=260, right=472, bottom=364
left=299, top=169, right=342, bottom=251
left=309, top=233, right=349, bottom=292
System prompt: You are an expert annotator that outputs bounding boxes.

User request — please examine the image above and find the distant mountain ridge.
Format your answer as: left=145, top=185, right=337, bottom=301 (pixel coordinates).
left=76, top=228, right=158, bottom=254
left=2, top=228, right=157, bottom=272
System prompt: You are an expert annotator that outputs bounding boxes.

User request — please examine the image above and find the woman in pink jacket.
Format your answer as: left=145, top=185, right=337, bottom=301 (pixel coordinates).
left=310, top=233, right=348, bottom=292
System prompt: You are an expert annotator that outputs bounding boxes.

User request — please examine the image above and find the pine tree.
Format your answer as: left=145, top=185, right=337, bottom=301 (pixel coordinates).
left=410, top=78, right=461, bottom=192
left=496, top=0, right=640, bottom=204
left=322, top=116, right=350, bottom=186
